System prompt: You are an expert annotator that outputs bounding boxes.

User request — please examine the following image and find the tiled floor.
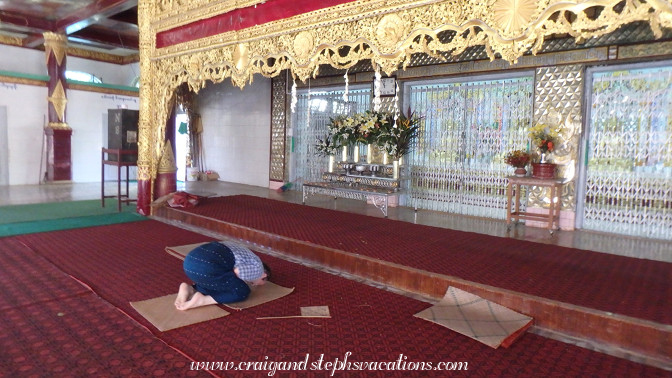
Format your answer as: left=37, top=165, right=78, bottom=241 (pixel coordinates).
left=1, top=180, right=670, bottom=262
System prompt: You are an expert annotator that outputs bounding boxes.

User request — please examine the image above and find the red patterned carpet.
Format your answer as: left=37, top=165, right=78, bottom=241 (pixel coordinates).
left=0, top=234, right=210, bottom=377
left=3, top=220, right=667, bottom=377
left=174, top=195, right=672, bottom=325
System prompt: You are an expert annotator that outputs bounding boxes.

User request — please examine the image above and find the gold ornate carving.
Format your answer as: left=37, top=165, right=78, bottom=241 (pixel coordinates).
left=293, top=31, right=315, bottom=60
left=137, top=164, right=151, bottom=181
left=492, top=0, right=539, bottom=34
left=48, top=81, right=68, bottom=123
left=152, top=0, right=672, bottom=87
left=376, top=13, right=407, bottom=52
left=43, top=32, right=67, bottom=66
left=138, top=0, right=672, bottom=208
left=233, top=43, right=250, bottom=72
left=158, top=140, right=178, bottom=173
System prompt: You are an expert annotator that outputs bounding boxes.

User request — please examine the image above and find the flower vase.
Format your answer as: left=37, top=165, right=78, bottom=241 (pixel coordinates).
left=514, top=167, right=527, bottom=177
left=366, top=144, right=373, bottom=164
left=393, top=160, right=399, bottom=179
left=342, top=146, right=348, bottom=162
left=532, top=163, right=556, bottom=179
left=353, top=145, right=359, bottom=163
left=328, top=155, right=335, bottom=173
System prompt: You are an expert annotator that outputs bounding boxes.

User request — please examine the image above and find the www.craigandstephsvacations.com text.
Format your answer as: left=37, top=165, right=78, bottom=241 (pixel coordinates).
left=189, top=352, right=468, bottom=376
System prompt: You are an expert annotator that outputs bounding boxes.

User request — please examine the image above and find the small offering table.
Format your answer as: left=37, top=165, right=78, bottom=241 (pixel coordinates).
left=506, top=176, right=563, bottom=234
left=102, top=148, right=137, bottom=212
left=302, top=181, right=400, bottom=218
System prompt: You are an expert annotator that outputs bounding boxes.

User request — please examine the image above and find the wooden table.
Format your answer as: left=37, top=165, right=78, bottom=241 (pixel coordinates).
left=506, top=176, right=563, bottom=234
left=102, top=148, right=137, bottom=212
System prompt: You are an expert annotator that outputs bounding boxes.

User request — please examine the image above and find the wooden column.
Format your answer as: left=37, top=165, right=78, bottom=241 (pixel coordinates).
left=43, top=32, right=72, bottom=181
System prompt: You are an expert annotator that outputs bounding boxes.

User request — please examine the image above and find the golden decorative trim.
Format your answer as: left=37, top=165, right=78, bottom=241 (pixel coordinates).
left=138, top=0, right=159, bottom=190
left=618, top=41, right=672, bottom=59
left=158, top=140, right=178, bottom=173
left=0, top=35, right=23, bottom=47
left=493, top=0, right=538, bottom=34
left=47, top=122, right=71, bottom=130
left=296, top=47, right=608, bottom=88
left=67, top=83, right=139, bottom=97
left=0, top=75, right=47, bottom=87
left=137, top=164, right=151, bottom=181
left=67, top=47, right=140, bottom=65
left=154, top=0, right=270, bottom=30
left=48, top=81, right=68, bottom=122
left=152, top=0, right=672, bottom=89
left=43, top=32, right=67, bottom=66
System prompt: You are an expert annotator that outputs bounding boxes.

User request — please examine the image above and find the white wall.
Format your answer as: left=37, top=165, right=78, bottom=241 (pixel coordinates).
left=199, top=78, right=272, bottom=187
left=0, top=82, right=139, bottom=185
left=0, top=83, right=48, bottom=185
left=67, top=90, right=139, bottom=182
left=0, top=45, right=46, bottom=76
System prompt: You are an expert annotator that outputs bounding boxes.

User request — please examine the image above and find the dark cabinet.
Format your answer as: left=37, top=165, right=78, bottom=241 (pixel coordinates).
left=107, top=109, right=139, bottom=162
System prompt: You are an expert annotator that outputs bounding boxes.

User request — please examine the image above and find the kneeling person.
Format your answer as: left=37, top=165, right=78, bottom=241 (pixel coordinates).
left=175, top=241, right=269, bottom=310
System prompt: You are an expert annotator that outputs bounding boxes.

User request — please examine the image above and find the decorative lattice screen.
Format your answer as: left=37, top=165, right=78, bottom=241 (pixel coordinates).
left=406, top=75, right=535, bottom=218
left=579, top=63, right=672, bottom=240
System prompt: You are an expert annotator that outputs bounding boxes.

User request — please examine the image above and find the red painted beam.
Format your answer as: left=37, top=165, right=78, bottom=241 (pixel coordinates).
left=157, top=0, right=357, bottom=48
left=0, top=10, right=54, bottom=31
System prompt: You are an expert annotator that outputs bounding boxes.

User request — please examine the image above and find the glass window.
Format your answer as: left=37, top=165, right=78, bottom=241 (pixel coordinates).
left=65, top=70, right=102, bottom=83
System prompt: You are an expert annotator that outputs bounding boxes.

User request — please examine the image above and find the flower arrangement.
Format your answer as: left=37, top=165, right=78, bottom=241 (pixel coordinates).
left=326, top=114, right=357, bottom=146
left=315, top=109, right=420, bottom=161
left=353, top=111, right=388, bottom=144
left=378, top=110, right=421, bottom=160
left=528, top=123, right=561, bottom=155
left=314, top=134, right=340, bottom=157
left=504, top=150, right=531, bottom=168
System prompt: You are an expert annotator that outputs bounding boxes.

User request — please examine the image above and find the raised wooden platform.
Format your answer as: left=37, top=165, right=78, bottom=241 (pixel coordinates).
left=153, top=203, right=672, bottom=370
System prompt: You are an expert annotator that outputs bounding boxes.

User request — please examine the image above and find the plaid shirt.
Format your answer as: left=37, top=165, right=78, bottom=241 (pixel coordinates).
left=221, top=241, right=264, bottom=282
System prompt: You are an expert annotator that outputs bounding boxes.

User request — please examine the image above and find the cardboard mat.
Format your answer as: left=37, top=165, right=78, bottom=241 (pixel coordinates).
left=414, top=286, right=533, bottom=349
left=130, top=293, right=230, bottom=332
left=165, top=242, right=205, bottom=260
left=223, top=282, right=295, bottom=310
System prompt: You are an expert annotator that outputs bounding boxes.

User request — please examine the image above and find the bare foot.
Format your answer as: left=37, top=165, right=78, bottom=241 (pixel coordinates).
left=175, top=282, right=195, bottom=309
left=176, top=291, right=217, bottom=311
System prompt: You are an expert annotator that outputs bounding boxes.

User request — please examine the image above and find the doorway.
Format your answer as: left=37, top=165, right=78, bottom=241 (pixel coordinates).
left=577, top=61, right=672, bottom=240
left=175, top=111, right=189, bottom=182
